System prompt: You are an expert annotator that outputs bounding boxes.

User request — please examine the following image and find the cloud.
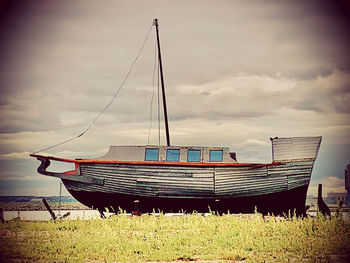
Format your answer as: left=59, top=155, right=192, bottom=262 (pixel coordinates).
left=169, top=70, right=350, bottom=122
left=309, top=176, right=346, bottom=196
left=242, top=139, right=269, bottom=147
left=0, top=0, right=349, bottom=196
left=288, top=67, right=333, bottom=80
left=0, top=151, right=32, bottom=160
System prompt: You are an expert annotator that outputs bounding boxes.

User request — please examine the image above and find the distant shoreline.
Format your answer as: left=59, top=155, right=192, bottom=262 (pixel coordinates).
left=1, top=201, right=349, bottom=213
left=0, top=201, right=91, bottom=211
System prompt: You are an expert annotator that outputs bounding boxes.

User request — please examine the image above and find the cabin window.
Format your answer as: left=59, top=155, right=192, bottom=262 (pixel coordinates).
left=145, top=148, right=159, bottom=161
left=187, top=149, right=201, bottom=162
left=166, top=149, right=180, bottom=162
left=210, top=150, right=223, bottom=162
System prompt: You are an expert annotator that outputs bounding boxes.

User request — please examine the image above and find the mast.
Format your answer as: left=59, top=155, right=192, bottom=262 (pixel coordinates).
left=154, top=18, right=170, bottom=146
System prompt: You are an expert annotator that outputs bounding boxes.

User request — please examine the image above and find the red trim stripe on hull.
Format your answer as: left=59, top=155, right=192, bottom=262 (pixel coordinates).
left=30, top=153, right=280, bottom=168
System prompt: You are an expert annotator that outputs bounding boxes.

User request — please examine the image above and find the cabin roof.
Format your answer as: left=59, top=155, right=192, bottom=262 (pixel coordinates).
left=97, top=145, right=237, bottom=163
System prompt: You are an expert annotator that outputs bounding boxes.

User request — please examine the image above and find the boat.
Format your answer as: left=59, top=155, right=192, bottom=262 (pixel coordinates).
left=30, top=19, right=322, bottom=215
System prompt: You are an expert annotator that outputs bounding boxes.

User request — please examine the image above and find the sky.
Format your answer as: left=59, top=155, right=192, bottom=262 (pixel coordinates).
left=0, top=0, right=349, bottom=197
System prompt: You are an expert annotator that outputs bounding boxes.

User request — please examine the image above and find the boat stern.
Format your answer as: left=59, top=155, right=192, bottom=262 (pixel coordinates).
left=271, top=136, right=322, bottom=162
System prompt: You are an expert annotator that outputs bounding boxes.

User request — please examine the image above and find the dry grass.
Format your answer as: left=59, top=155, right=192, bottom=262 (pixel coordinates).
left=1, top=212, right=350, bottom=262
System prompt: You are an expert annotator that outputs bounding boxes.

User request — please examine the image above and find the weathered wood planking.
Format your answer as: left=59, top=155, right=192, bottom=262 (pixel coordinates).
left=63, top=160, right=315, bottom=199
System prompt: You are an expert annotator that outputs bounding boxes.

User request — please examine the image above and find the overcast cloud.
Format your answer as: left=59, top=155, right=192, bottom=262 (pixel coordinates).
left=0, top=0, right=349, bottom=196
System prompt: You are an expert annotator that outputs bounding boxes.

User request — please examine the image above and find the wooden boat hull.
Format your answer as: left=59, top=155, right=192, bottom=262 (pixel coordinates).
left=61, top=160, right=314, bottom=215
left=31, top=136, right=322, bottom=215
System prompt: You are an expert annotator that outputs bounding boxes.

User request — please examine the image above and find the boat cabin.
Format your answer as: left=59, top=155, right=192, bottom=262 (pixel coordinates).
left=97, top=146, right=237, bottom=163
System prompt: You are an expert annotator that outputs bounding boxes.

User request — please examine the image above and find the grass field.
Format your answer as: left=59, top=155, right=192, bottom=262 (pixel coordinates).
left=1, top=212, right=350, bottom=262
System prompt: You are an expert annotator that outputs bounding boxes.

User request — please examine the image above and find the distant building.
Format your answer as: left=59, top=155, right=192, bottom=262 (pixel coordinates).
left=326, top=192, right=347, bottom=205
left=345, top=164, right=350, bottom=206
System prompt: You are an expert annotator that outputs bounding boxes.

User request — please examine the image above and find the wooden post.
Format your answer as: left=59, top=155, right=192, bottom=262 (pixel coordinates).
left=317, top=184, right=331, bottom=217
left=42, top=198, right=57, bottom=221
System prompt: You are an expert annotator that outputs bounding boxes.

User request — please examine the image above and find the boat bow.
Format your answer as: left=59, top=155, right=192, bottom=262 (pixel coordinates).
left=30, top=154, right=104, bottom=185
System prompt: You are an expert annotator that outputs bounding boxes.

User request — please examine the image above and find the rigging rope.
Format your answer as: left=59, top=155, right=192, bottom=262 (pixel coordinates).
left=32, top=22, right=154, bottom=154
